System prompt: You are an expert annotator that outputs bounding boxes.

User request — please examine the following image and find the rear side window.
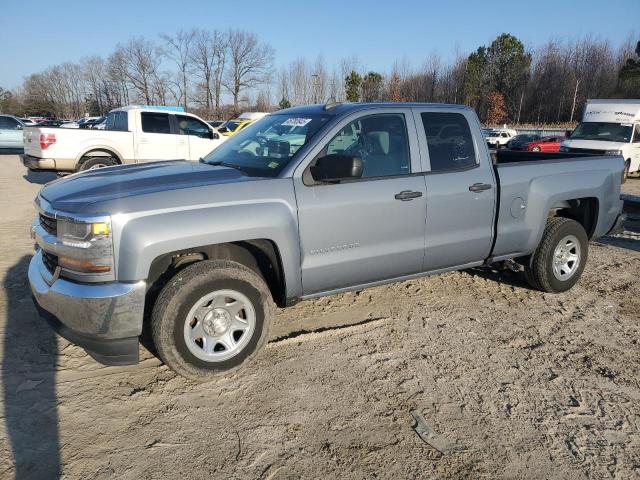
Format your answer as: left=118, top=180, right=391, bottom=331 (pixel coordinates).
left=141, top=112, right=171, bottom=134
left=634, top=125, right=640, bottom=143
left=420, top=112, right=477, bottom=172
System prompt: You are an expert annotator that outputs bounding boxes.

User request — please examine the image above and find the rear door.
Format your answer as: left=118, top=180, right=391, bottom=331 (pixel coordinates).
left=0, top=116, right=23, bottom=148
left=294, top=108, right=427, bottom=295
left=136, top=112, right=179, bottom=161
left=175, top=115, right=220, bottom=159
left=413, top=108, right=496, bottom=271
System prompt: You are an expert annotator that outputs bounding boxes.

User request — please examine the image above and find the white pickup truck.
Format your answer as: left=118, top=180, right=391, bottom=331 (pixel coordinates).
left=21, top=106, right=227, bottom=172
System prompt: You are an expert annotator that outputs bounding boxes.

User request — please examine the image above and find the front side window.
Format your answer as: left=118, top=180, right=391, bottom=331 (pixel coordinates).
left=421, top=112, right=477, bottom=172
left=203, top=113, right=331, bottom=177
left=322, top=114, right=410, bottom=178
left=141, top=112, right=171, bottom=134
left=633, top=125, right=640, bottom=143
left=177, top=115, right=211, bottom=138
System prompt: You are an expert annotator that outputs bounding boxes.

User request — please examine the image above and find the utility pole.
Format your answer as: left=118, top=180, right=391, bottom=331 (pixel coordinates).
left=570, top=78, right=580, bottom=123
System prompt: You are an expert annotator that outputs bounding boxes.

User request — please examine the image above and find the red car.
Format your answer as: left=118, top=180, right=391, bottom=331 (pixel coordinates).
left=526, top=136, right=565, bottom=152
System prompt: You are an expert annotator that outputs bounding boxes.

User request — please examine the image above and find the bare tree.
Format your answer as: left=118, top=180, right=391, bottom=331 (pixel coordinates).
left=224, top=29, right=274, bottom=113
left=120, top=38, right=162, bottom=104
left=160, top=29, right=196, bottom=109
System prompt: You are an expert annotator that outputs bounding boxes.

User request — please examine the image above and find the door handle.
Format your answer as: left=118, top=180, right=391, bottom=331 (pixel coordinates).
left=394, top=190, right=423, bottom=201
left=468, top=183, right=492, bottom=192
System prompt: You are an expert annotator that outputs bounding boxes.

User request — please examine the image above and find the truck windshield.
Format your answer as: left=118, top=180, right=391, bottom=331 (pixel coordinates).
left=570, top=122, right=633, bottom=143
left=203, top=113, right=331, bottom=177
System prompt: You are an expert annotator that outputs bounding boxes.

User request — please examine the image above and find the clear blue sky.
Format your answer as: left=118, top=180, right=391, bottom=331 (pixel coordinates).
left=1, top=0, right=638, bottom=89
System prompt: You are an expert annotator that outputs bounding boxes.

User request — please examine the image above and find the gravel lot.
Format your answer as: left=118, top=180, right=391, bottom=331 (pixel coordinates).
left=0, top=153, right=639, bottom=479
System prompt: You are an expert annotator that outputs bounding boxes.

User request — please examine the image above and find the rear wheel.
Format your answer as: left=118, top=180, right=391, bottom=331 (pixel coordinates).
left=524, top=217, right=588, bottom=293
left=77, top=156, right=116, bottom=172
left=151, top=259, right=273, bottom=381
left=531, top=146, right=541, bottom=152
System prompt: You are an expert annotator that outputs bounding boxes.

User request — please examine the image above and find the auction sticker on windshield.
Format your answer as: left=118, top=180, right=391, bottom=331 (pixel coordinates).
left=282, top=118, right=312, bottom=127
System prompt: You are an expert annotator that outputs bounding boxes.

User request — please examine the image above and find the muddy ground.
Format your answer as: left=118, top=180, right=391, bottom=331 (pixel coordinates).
left=0, top=153, right=638, bottom=479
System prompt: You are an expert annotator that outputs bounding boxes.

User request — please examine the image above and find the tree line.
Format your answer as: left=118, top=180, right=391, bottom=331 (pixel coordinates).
left=0, top=30, right=638, bottom=125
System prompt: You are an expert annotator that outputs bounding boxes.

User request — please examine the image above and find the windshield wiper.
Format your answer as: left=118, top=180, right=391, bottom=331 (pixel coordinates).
left=206, top=161, right=250, bottom=175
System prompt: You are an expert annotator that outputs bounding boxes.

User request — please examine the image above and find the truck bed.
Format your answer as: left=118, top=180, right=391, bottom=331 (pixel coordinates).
left=490, top=152, right=624, bottom=261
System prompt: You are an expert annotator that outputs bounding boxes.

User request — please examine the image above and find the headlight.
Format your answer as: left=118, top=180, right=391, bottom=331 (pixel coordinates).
left=56, top=218, right=114, bottom=276
left=605, top=149, right=622, bottom=156
left=58, top=219, right=110, bottom=248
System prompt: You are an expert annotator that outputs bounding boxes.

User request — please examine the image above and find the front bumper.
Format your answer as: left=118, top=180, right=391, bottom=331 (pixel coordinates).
left=29, top=250, right=146, bottom=365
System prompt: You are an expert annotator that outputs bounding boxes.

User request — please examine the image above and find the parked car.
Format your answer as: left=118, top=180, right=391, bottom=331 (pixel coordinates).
left=27, top=102, right=625, bottom=380
left=207, top=120, right=225, bottom=129
left=507, top=134, right=540, bottom=150
left=36, top=119, right=66, bottom=127
left=526, top=136, right=564, bottom=152
left=59, top=117, right=100, bottom=129
left=561, top=99, right=640, bottom=181
left=0, top=114, right=25, bottom=148
left=218, top=112, right=268, bottom=136
left=21, top=105, right=227, bottom=172
left=483, top=128, right=517, bottom=149
left=20, top=118, right=38, bottom=126
left=83, top=116, right=106, bottom=129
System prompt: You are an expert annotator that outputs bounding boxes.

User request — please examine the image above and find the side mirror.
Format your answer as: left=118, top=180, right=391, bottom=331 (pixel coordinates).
left=212, top=132, right=219, bottom=140
left=310, top=154, right=363, bottom=183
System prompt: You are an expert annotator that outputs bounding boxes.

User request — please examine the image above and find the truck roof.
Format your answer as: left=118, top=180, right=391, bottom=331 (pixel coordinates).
left=112, top=105, right=186, bottom=113
left=583, top=99, right=640, bottom=123
left=277, top=102, right=473, bottom=117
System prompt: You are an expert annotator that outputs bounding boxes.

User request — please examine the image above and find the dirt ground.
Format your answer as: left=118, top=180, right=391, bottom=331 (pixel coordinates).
left=0, top=153, right=639, bottom=479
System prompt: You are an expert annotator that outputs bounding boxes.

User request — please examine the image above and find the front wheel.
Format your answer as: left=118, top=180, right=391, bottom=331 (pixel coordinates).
left=531, top=146, right=541, bottom=152
left=151, top=259, right=274, bottom=381
left=524, top=217, right=588, bottom=293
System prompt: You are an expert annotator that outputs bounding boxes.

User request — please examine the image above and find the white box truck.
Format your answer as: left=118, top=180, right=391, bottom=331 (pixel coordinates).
left=561, top=99, right=640, bottom=181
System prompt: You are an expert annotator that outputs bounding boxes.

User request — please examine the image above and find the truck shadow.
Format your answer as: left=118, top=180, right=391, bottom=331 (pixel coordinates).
left=463, top=265, right=532, bottom=290
left=597, top=214, right=640, bottom=253
left=2, top=255, right=61, bottom=479
left=22, top=170, right=57, bottom=185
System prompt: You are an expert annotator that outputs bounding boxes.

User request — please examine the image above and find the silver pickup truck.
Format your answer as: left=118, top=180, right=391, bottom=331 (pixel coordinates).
left=28, top=102, right=625, bottom=380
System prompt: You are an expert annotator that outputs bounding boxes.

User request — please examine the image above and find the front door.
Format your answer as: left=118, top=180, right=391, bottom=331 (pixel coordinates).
left=413, top=109, right=496, bottom=271
left=294, top=110, right=427, bottom=295
left=137, top=112, right=179, bottom=162
left=176, top=115, right=220, bottom=160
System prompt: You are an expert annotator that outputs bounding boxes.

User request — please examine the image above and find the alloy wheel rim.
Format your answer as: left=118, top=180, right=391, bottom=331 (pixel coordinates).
left=552, top=234, right=580, bottom=281
left=183, top=289, right=256, bottom=362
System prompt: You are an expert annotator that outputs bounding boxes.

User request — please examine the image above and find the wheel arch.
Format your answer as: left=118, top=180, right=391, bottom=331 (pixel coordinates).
left=76, top=147, right=123, bottom=167
left=146, top=240, right=287, bottom=309
left=550, top=196, right=599, bottom=239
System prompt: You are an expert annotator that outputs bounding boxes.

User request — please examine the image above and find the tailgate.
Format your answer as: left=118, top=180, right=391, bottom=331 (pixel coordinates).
left=23, top=127, right=44, bottom=157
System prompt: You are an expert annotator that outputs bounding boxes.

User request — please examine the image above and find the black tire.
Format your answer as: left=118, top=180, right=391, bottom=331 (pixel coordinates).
left=151, top=259, right=273, bottom=381
left=77, top=156, right=116, bottom=172
left=622, top=160, right=630, bottom=184
left=524, top=217, right=588, bottom=293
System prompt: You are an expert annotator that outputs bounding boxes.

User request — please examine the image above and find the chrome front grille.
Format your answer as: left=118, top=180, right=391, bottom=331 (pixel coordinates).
left=39, top=213, right=57, bottom=235
left=41, top=250, right=58, bottom=274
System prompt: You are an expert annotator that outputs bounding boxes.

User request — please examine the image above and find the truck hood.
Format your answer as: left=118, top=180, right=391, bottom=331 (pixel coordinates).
left=40, top=160, right=259, bottom=213
left=561, top=139, right=627, bottom=151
